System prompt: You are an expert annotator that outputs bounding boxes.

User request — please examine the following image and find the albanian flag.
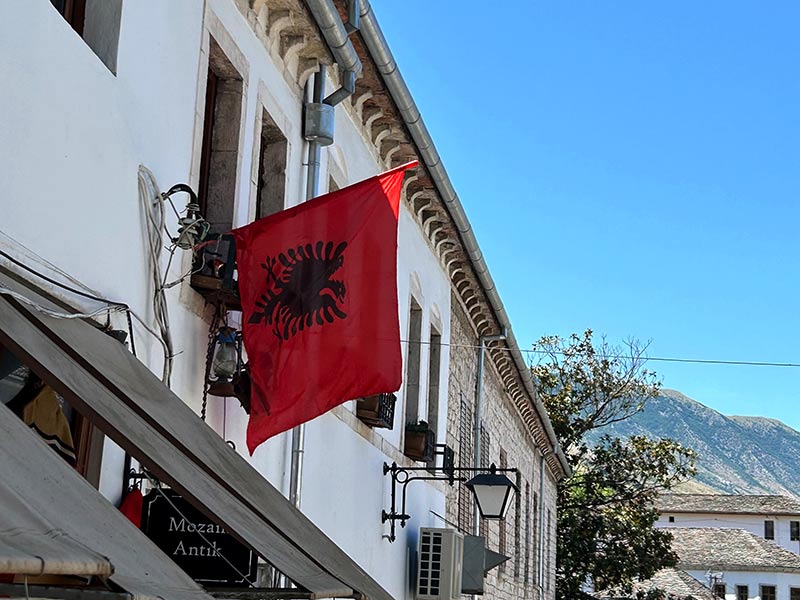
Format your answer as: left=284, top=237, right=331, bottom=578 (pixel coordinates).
left=233, top=162, right=417, bottom=453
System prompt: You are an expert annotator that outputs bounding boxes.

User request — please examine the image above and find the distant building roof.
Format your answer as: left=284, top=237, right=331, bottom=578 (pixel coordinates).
left=669, top=527, right=800, bottom=573
left=657, top=493, right=800, bottom=515
left=593, top=567, right=716, bottom=599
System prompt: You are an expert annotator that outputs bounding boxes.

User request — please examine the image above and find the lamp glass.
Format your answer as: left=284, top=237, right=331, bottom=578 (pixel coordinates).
left=211, top=329, right=239, bottom=380
left=465, top=471, right=515, bottom=520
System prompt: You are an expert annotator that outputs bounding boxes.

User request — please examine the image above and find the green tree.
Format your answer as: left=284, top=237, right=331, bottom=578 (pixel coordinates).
left=532, top=330, right=696, bottom=600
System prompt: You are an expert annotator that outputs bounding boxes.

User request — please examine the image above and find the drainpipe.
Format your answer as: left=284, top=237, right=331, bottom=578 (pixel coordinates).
left=289, top=66, right=330, bottom=508
left=304, top=0, right=362, bottom=107
left=290, top=1, right=362, bottom=508
left=356, top=0, right=570, bottom=479
left=537, top=451, right=547, bottom=592
left=472, top=330, right=506, bottom=534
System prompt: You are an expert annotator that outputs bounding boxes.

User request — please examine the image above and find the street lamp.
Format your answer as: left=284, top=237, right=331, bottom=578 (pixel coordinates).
left=465, top=464, right=516, bottom=520
left=382, top=459, right=518, bottom=542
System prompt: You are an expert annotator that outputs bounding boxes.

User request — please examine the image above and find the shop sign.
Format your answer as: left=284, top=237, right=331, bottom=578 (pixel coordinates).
left=141, top=489, right=257, bottom=587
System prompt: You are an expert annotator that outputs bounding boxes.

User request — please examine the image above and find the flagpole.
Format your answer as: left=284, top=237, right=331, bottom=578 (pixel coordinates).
left=289, top=65, right=326, bottom=509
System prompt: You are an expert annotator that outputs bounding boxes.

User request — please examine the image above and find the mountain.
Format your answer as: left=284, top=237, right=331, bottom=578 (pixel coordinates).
left=590, top=389, right=800, bottom=497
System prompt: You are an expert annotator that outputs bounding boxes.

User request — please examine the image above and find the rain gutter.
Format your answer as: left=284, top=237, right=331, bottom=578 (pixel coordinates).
left=356, top=0, right=571, bottom=479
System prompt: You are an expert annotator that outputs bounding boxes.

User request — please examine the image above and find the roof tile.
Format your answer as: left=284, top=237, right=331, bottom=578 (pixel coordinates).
left=657, top=494, right=800, bottom=515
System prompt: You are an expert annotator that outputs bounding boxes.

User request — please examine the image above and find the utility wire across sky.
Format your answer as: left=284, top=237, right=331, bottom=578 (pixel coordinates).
left=397, top=339, right=800, bottom=369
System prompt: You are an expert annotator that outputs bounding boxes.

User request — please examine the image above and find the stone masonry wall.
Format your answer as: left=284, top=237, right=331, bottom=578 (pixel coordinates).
left=446, top=293, right=559, bottom=600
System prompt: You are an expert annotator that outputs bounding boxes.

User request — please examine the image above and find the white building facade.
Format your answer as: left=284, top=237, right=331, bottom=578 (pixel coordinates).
left=667, top=528, right=800, bottom=600
left=0, top=1, right=567, bottom=599
left=657, top=494, right=800, bottom=555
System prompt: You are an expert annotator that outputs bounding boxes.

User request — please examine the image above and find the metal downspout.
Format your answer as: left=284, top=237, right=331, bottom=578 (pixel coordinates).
left=290, top=67, right=327, bottom=509
left=304, top=0, right=362, bottom=106
left=472, top=331, right=506, bottom=534
left=472, top=337, right=486, bottom=536
left=356, top=0, right=570, bottom=478
left=289, top=0, right=362, bottom=508
left=538, top=451, right=547, bottom=593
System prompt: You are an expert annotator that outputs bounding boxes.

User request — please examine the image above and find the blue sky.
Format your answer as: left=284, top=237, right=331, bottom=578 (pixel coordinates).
left=373, top=2, right=800, bottom=429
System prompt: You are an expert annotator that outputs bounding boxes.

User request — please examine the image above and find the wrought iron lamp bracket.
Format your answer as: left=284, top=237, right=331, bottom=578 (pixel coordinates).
left=381, top=461, right=518, bottom=542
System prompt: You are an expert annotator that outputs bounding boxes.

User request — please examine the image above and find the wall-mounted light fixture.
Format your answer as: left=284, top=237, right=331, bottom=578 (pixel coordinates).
left=382, top=461, right=518, bottom=542
left=160, top=183, right=210, bottom=250
left=207, top=326, right=243, bottom=396
left=465, top=464, right=516, bottom=520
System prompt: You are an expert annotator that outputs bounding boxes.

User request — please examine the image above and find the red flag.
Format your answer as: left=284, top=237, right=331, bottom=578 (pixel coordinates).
left=233, top=162, right=417, bottom=453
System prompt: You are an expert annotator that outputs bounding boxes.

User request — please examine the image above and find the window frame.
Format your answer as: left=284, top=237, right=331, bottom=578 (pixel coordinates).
left=760, top=584, right=777, bottom=600
left=402, top=297, right=423, bottom=428
left=735, top=585, right=748, bottom=600
left=765, top=519, right=775, bottom=540
left=50, top=0, right=87, bottom=35
left=1, top=344, right=104, bottom=488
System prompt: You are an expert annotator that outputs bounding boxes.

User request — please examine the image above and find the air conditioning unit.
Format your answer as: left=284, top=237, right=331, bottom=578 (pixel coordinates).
left=416, top=528, right=464, bottom=600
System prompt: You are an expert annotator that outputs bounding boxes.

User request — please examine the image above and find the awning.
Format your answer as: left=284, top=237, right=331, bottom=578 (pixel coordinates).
left=0, top=271, right=394, bottom=600
left=0, top=399, right=212, bottom=600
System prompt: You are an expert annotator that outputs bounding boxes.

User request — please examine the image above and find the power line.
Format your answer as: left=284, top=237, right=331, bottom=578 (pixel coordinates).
left=397, top=338, right=800, bottom=369
left=3, top=241, right=795, bottom=371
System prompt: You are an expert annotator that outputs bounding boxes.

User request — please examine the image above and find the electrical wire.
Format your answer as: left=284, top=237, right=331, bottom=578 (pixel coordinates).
left=0, top=286, right=123, bottom=320
left=0, top=247, right=124, bottom=308
left=394, top=338, right=800, bottom=369
left=0, top=230, right=167, bottom=367
left=138, top=166, right=175, bottom=385
left=4, top=226, right=794, bottom=372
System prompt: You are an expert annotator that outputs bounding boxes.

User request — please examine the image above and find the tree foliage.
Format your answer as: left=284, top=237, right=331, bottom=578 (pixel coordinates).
left=532, top=330, right=696, bottom=600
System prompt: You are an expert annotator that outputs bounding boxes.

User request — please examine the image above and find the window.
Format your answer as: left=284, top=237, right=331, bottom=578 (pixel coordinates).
left=761, top=585, right=776, bottom=600
left=49, top=0, right=122, bottom=73
left=513, top=469, right=521, bottom=579
left=736, top=585, right=748, bottom=600
left=712, top=583, right=725, bottom=598
left=790, top=587, right=800, bottom=600
left=668, top=515, right=675, bottom=522
left=792, top=521, right=800, bottom=541
left=765, top=520, right=775, bottom=540
left=425, top=327, right=441, bottom=439
left=51, top=0, right=86, bottom=33
left=546, top=509, right=553, bottom=592
left=254, top=109, right=287, bottom=219
left=0, top=345, right=103, bottom=486
left=524, top=481, right=531, bottom=586
left=457, top=392, right=473, bottom=534
left=498, top=448, right=508, bottom=573
left=402, top=299, right=423, bottom=428
left=479, top=423, right=490, bottom=539
left=199, top=39, right=244, bottom=234
left=532, top=491, right=539, bottom=586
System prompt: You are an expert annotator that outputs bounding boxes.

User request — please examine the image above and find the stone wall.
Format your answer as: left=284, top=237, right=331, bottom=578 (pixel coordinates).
left=446, top=293, right=559, bottom=600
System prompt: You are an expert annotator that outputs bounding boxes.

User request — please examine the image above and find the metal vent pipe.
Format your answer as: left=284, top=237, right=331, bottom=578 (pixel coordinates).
left=304, top=0, right=361, bottom=106
left=356, top=0, right=570, bottom=477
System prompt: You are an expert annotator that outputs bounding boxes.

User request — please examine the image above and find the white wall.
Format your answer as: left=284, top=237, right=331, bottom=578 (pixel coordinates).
left=684, top=569, right=800, bottom=600
left=0, top=1, right=452, bottom=598
left=658, top=513, right=800, bottom=554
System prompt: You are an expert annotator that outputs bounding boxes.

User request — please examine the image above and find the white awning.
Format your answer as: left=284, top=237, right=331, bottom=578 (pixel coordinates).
left=0, top=270, right=395, bottom=600
left=0, top=522, right=112, bottom=577
left=0, top=399, right=213, bottom=600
